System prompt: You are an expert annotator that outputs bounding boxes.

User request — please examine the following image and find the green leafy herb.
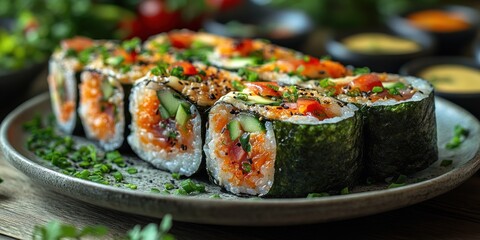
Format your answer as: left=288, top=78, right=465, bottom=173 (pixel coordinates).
left=170, top=66, right=184, bottom=78
left=33, top=221, right=108, bottom=240
left=106, top=56, right=124, bottom=67
left=127, top=214, right=175, bottom=240
left=440, top=159, right=453, bottom=167
left=180, top=179, right=206, bottom=194
left=164, top=183, right=175, bottom=190
left=282, top=85, right=298, bottom=102
left=387, top=174, right=408, bottom=189
left=385, top=82, right=405, bottom=95
left=340, top=187, right=349, bottom=195
left=241, top=162, right=252, bottom=173
left=210, top=194, right=221, bottom=199
left=151, top=188, right=161, bottom=193
left=125, top=183, right=137, bottom=190
left=446, top=125, right=469, bottom=149
left=122, top=37, right=141, bottom=52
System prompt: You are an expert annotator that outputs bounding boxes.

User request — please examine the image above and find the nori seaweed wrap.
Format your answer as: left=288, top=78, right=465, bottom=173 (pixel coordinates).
left=301, top=73, right=438, bottom=179
left=204, top=84, right=363, bottom=197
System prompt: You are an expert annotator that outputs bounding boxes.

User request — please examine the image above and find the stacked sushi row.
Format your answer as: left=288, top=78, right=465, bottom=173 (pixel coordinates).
left=48, top=30, right=437, bottom=197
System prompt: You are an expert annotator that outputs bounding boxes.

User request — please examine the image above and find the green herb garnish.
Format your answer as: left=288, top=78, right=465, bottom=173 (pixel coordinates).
left=352, top=67, right=370, bottom=75
left=238, top=68, right=259, bottom=82
left=372, top=86, right=383, bottom=93
left=127, top=167, right=138, bottom=174
left=33, top=221, right=109, bottom=240
left=106, top=56, right=124, bottom=67
left=170, top=66, right=184, bottom=78
left=340, top=187, right=349, bottom=195
left=306, top=192, right=330, bottom=198
left=210, top=194, right=221, bottom=199
left=232, top=80, right=245, bottom=91
left=239, top=133, right=251, bottom=152
left=446, top=125, right=469, bottom=149
left=122, top=37, right=141, bottom=52
left=151, top=188, right=161, bottom=193
left=164, top=183, right=175, bottom=190
left=112, top=171, right=124, bottom=182
left=282, top=85, right=298, bottom=102
left=171, top=173, right=181, bottom=180
left=241, top=162, right=252, bottom=173
left=236, top=93, right=249, bottom=101
left=128, top=214, right=175, bottom=240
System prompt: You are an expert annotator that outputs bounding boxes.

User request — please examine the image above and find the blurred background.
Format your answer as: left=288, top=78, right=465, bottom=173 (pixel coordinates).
left=0, top=0, right=479, bottom=117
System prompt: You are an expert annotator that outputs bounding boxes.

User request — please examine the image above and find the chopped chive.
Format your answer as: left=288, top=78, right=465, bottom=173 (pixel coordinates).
left=340, top=187, right=349, bottom=195
left=172, top=188, right=188, bottom=195
left=125, top=183, right=137, bottom=190
left=238, top=68, right=259, bottom=81
left=241, top=162, right=252, bottom=173
left=446, top=125, right=469, bottom=149
left=151, top=188, right=161, bottom=193
left=352, top=67, right=370, bottom=75
left=372, top=86, right=383, bottom=93
left=306, top=192, right=330, bottom=198
left=127, top=167, right=138, bottom=174
left=164, top=183, right=175, bottom=190
left=171, top=173, right=181, bottom=180
left=388, top=182, right=406, bottom=189
left=440, top=159, right=453, bottom=167
left=106, top=56, right=124, bottom=66
left=210, top=194, right=221, bottom=199
left=236, top=93, right=249, bottom=101
left=112, top=171, right=123, bottom=182
left=232, top=80, right=245, bottom=91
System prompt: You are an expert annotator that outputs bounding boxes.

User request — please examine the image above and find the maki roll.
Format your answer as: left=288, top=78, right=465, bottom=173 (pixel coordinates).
left=303, top=73, right=438, bottom=179
left=79, top=71, right=125, bottom=150
left=78, top=38, right=153, bottom=150
left=48, top=36, right=110, bottom=133
left=204, top=84, right=363, bottom=197
left=128, top=61, right=241, bottom=176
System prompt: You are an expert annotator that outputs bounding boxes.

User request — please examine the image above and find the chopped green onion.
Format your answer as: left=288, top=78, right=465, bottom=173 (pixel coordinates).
left=106, top=56, right=124, bottom=66
left=446, top=125, right=469, bottom=149
left=340, top=187, right=349, bottom=195
left=125, top=183, right=137, bottom=190
left=112, top=171, right=123, bottom=182
left=210, top=194, right=221, bottom=199
left=241, top=162, right=251, bottom=173
left=440, top=159, right=453, bottom=167
left=372, top=86, right=383, bottom=93
left=238, top=68, right=259, bottom=82
left=164, top=183, right=175, bottom=190
left=306, top=192, right=330, bottom=198
left=127, top=167, right=138, bottom=174
left=171, top=173, right=181, bottom=180
left=232, top=80, right=245, bottom=91
left=236, top=93, right=249, bottom=101
left=353, top=67, right=370, bottom=75
left=151, top=188, right=161, bottom=193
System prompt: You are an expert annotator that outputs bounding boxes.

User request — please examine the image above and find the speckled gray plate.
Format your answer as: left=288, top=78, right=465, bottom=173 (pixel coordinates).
left=1, top=93, right=480, bottom=226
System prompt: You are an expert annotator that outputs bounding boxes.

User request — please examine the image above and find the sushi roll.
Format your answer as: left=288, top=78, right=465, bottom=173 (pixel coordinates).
left=204, top=84, right=363, bottom=197
left=302, top=73, right=438, bottom=179
left=128, top=61, right=241, bottom=176
left=48, top=36, right=98, bottom=133
left=78, top=38, right=154, bottom=150
left=78, top=71, right=125, bottom=150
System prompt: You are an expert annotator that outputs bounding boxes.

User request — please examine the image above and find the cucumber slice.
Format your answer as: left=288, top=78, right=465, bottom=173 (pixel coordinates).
left=238, top=114, right=265, bottom=133
left=227, top=120, right=242, bottom=140
left=246, top=95, right=280, bottom=105
left=158, top=105, right=170, bottom=119
left=175, top=104, right=190, bottom=126
left=157, top=90, right=182, bottom=116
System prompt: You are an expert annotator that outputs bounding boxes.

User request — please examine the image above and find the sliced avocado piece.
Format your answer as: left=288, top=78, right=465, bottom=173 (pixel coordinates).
left=175, top=103, right=190, bottom=126
left=227, top=119, right=242, bottom=140
left=101, top=81, right=114, bottom=100
left=246, top=95, right=280, bottom=105
left=157, top=90, right=182, bottom=116
left=238, top=114, right=265, bottom=133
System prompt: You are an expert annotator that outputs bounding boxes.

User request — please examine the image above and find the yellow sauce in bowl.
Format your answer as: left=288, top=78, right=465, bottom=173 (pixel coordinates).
left=342, top=33, right=421, bottom=55
left=419, top=65, right=480, bottom=93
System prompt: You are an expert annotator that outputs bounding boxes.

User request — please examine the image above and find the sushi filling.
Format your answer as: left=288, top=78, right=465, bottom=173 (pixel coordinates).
left=79, top=71, right=124, bottom=150
left=48, top=60, right=77, bottom=132
left=206, top=104, right=276, bottom=196
left=128, top=83, right=202, bottom=176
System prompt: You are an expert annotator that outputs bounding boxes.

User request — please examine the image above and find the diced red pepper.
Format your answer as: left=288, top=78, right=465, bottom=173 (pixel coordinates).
left=244, top=82, right=280, bottom=97
left=349, top=74, right=383, bottom=92
left=234, top=39, right=254, bottom=56
left=172, top=61, right=198, bottom=75
left=168, top=32, right=194, bottom=49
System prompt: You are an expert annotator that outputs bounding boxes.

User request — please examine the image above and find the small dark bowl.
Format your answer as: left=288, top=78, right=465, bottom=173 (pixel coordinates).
left=387, top=5, right=480, bottom=56
left=400, top=57, right=480, bottom=119
left=325, top=28, right=434, bottom=73
left=203, top=1, right=314, bottom=50
left=0, top=61, right=47, bottom=100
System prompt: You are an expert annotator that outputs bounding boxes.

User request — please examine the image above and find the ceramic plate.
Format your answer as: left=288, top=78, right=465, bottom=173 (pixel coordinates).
left=1, top=93, right=479, bottom=226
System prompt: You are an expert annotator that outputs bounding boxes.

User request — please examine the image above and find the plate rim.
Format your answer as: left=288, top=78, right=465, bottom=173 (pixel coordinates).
left=2, top=92, right=480, bottom=226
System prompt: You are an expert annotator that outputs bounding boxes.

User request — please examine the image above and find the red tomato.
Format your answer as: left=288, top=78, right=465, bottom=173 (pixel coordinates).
left=244, top=82, right=280, bottom=97
left=297, top=98, right=326, bottom=119
left=207, top=0, right=244, bottom=10
left=138, top=0, right=182, bottom=35
left=228, top=140, right=247, bottom=163
left=61, top=36, right=94, bottom=52
left=234, top=39, right=254, bottom=56
left=171, top=62, right=198, bottom=75
left=167, top=32, right=194, bottom=49
left=350, top=74, right=383, bottom=92
left=115, top=49, right=137, bottom=63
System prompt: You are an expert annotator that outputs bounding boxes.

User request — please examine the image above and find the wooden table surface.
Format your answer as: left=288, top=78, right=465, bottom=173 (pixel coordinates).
left=2, top=38, right=480, bottom=240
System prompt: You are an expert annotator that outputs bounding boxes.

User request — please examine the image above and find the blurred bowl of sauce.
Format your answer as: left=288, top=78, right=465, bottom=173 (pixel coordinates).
left=325, top=29, right=434, bottom=73
left=387, top=5, right=480, bottom=55
left=400, top=57, right=480, bottom=118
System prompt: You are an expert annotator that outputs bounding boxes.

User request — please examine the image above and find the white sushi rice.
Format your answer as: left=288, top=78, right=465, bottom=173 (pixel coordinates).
left=128, top=81, right=203, bottom=176
left=204, top=103, right=276, bottom=196
left=78, top=71, right=125, bottom=151
left=48, top=59, right=77, bottom=134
